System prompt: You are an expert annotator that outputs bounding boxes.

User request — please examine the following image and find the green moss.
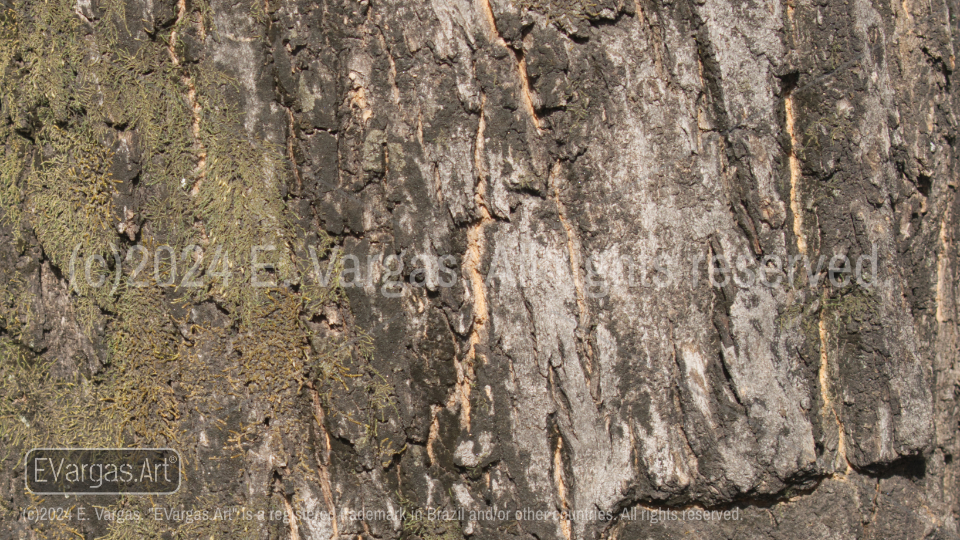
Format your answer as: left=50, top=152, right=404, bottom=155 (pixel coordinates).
left=310, top=329, right=411, bottom=468
left=355, top=372, right=405, bottom=468
left=26, top=125, right=119, bottom=281
left=777, top=294, right=821, bottom=347
left=0, top=337, right=122, bottom=462
left=0, top=258, right=33, bottom=344
left=0, top=0, right=309, bottom=316
left=0, top=1, right=364, bottom=538
left=235, top=289, right=310, bottom=407
left=104, top=286, right=182, bottom=445
left=823, top=287, right=880, bottom=330
left=0, top=134, right=28, bottom=241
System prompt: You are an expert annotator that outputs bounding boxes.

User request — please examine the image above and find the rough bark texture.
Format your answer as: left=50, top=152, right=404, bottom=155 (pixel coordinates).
left=0, top=0, right=959, bottom=538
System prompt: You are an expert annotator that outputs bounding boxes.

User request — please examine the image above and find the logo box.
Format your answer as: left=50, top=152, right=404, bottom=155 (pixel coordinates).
left=25, top=448, right=181, bottom=495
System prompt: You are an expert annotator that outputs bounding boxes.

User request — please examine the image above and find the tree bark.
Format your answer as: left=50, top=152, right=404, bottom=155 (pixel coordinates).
left=0, top=0, right=958, bottom=538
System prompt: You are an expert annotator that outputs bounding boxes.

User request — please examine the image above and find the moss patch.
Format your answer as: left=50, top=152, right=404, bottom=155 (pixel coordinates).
left=0, top=0, right=354, bottom=538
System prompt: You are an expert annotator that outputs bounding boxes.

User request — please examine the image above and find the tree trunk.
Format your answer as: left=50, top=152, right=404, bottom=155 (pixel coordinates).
left=0, top=0, right=958, bottom=538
